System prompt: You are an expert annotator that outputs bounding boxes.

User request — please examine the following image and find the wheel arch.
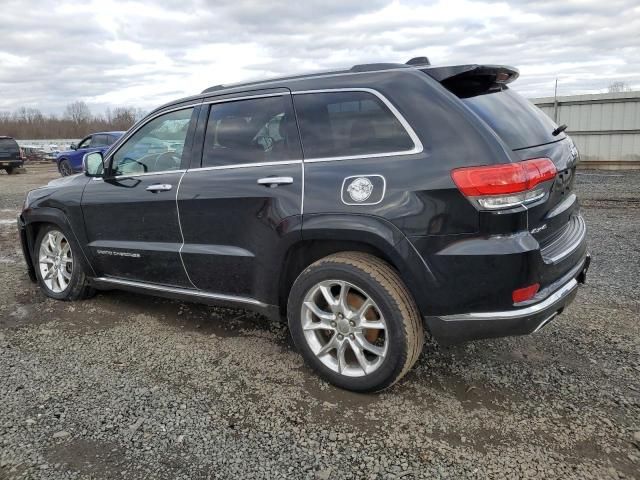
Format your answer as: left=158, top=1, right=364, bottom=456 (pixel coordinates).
left=21, top=207, right=96, bottom=278
left=277, top=214, right=437, bottom=318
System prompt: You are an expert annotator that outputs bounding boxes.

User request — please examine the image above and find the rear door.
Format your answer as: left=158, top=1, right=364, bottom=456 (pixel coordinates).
left=177, top=91, right=303, bottom=302
left=81, top=106, right=199, bottom=286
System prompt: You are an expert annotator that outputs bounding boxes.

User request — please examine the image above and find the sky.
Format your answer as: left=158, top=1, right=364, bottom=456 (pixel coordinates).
left=1, top=0, right=639, bottom=115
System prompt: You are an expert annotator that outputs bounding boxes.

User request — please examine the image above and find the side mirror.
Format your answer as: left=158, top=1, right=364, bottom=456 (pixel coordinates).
left=70, top=143, right=77, bottom=151
left=83, top=152, right=104, bottom=177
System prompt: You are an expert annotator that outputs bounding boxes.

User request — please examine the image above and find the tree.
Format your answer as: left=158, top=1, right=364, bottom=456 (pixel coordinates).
left=64, top=101, right=91, bottom=125
left=607, top=81, right=631, bottom=93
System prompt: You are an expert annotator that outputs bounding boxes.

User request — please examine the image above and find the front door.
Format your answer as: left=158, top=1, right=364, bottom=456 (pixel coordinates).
left=81, top=106, right=199, bottom=286
left=178, top=92, right=303, bottom=302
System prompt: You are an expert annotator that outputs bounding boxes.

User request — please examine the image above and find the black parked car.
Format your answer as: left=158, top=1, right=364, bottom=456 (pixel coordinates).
left=0, top=136, right=25, bottom=174
left=18, top=58, right=589, bottom=392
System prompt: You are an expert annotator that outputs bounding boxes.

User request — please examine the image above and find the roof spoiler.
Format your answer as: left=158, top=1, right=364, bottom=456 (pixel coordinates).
left=422, top=64, right=519, bottom=97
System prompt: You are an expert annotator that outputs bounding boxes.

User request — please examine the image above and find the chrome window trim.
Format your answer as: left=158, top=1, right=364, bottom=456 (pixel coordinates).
left=109, top=169, right=186, bottom=180
left=90, top=169, right=186, bottom=182
left=187, top=159, right=302, bottom=173
left=292, top=87, right=424, bottom=163
left=94, top=277, right=268, bottom=307
left=203, top=92, right=288, bottom=105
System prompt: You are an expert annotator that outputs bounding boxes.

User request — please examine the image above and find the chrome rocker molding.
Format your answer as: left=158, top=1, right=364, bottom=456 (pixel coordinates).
left=91, top=277, right=279, bottom=319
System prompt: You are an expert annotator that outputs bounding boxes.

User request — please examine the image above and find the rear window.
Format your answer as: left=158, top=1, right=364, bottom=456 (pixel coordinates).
left=294, top=91, right=415, bottom=159
left=0, top=138, right=19, bottom=153
left=461, top=88, right=564, bottom=150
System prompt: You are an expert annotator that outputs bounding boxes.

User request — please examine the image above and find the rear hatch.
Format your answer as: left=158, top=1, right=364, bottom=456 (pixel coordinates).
left=0, top=137, right=22, bottom=161
left=424, top=65, right=582, bottom=256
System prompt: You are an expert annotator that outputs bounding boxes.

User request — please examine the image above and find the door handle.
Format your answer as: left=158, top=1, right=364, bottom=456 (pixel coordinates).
left=146, top=183, right=172, bottom=192
left=257, top=176, right=293, bottom=188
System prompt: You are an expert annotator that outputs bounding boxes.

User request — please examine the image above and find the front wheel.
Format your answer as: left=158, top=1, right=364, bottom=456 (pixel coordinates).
left=288, top=252, right=424, bottom=392
left=34, top=225, right=94, bottom=301
left=59, top=159, right=73, bottom=176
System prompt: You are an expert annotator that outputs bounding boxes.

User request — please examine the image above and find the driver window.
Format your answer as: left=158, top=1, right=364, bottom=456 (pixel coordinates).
left=77, top=136, right=92, bottom=149
left=202, top=95, right=299, bottom=168
left=111, top=107, right=194, bottom=176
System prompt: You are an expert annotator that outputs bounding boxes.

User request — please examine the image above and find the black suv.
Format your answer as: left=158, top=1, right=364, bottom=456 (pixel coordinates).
left=0, top=136, right=24, bottom=174
left=18, top=59, right=589, bottom=392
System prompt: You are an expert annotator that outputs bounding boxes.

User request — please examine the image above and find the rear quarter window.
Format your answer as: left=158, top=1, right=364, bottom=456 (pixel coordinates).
left=294, top=91, right=415, bottom=159
left=461, top=88, right=564, bottom=150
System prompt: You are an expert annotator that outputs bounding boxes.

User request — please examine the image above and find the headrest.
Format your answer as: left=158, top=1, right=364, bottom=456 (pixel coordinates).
left=216, top=117, right=251, bottom=149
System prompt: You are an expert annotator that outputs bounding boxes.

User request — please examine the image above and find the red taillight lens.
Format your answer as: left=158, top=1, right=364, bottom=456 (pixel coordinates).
left=451, top=158, right=557, bottom=197
left=512, top=283, right=540, bottom=303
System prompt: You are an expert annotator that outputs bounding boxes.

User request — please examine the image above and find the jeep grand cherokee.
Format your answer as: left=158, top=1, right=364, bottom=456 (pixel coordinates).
left=18, top=58, right=589, bottom=392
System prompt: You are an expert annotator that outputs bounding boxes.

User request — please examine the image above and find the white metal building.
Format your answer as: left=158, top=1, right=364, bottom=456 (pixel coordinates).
left=531, top=91, right=640, bottom=169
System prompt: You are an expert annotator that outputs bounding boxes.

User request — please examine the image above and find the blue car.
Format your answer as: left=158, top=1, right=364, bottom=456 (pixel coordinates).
left=56, top=131, right=124, bottom=176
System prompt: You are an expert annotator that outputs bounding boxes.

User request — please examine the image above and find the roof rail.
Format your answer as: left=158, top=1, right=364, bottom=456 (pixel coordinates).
left=201, top=84, right=225, bottom=94
left=349, top=62, right=409, bottom=73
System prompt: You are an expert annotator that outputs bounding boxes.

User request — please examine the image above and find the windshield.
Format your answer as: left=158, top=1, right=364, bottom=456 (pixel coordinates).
left=462, top=87, right=565, bottom=150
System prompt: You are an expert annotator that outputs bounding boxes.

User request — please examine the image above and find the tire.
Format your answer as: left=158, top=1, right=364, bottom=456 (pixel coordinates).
left=58, top=159, right=73, bottom=176
left=6, top=167, right=15, bottom=174
left=288, top=252, right=424, bottom=392
left=34, top=224, right=94, bottom=301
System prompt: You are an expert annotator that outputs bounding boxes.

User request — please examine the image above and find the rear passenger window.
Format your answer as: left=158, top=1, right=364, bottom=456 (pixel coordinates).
left=202, top=95, right=300, bottom=168
left=294, top=91, right=415, bottom=159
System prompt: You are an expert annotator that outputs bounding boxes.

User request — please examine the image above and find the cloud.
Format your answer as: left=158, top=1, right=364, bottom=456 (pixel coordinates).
left=0, top=0, right=638, bottom=114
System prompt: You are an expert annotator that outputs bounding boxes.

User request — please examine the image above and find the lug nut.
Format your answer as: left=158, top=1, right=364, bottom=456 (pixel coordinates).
left=338, top=334, right=344, bottom=340
left=349, top=321, right=355, bottom=327
left=331, top=321, right=336, bottom=327
left=349, top=334, right=355, bottom=340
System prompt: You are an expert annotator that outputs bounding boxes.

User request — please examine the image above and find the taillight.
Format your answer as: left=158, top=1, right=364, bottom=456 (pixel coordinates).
left=451, top=158, right=556, bottom=210
left=19, top=147, right=26, bottom=160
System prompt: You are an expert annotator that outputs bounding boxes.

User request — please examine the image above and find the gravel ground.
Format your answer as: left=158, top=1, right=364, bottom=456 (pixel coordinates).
left=0, top=165, right=638, bottom=479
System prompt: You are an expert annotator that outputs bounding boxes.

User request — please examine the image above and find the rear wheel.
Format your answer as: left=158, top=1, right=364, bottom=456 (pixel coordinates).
left=6, top=167, right=15, bottom=174
left=59, top=159, right=72, bottom=176
left=288, top=252, right=424, bottom=392
left=34, top=225, right=94, bottom=300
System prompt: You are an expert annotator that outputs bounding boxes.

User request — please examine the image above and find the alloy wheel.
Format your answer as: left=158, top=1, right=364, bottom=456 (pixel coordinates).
left=60, top=161, right=72, bottom=176
left=38, top=230, right=73, bottom=293
left=301, top=280, right=388, bottom=377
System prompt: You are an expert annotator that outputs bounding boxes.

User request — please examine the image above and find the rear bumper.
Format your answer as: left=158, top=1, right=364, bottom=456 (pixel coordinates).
left=0, top=160, right=23, bottom=168
left=425, top=253, right=590, bottom=344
